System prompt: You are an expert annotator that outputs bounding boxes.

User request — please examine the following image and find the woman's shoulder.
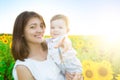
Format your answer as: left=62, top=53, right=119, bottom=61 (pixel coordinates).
left=13, top=59, right=35, bottom=80
left=16, top=64, right=35, bottom=79
left=15, top=59, right=27, bottom=65
left=14, top=59, right=32, bottom=68
left=14, top=60, right=23, bottom=65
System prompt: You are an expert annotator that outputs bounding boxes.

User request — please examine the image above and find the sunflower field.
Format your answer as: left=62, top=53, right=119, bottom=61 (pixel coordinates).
left=0, top=33, right=120, bottom=80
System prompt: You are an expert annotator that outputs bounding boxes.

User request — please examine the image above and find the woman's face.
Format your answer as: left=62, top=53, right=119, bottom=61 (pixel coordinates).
left=24, top=17, right=45, bottom=44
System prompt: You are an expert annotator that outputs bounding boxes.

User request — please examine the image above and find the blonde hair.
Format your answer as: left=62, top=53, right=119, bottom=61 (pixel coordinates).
left=50, top=14, right=69, bottom=31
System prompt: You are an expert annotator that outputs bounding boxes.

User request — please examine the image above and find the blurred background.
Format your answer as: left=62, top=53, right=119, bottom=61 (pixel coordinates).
left=0, top=0, right=120, bottom=80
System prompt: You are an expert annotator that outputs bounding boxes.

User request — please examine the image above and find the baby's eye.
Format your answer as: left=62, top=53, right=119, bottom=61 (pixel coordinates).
left=51, top=26, right=55, bottom=29
left=59, top=26, right=63, bottom=29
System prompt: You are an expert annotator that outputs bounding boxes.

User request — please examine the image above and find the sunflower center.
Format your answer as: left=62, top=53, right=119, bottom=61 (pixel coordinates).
left=98, top=67, right=108, bottom=77
left=85, top=70, right=93, bottom=78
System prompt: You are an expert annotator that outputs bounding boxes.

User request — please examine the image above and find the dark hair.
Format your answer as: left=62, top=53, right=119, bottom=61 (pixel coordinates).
left=11, top=11, right=47, bottom=61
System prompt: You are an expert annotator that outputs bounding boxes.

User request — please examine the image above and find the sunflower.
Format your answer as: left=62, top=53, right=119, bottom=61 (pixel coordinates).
left=116, top=74, right=120, bottom=80
left=72, top=39, right=85, bottom=50
left=96, top=60, right=113, bottom=80
left=78, top=39, right=85, bottom=48
left=9, top=42, right=12, bottom=48
left=0, top=36, right=2, bottom=41
left=86, top=39, right=96, bottom=49
left=8, top=35, right=12, bottom=40
left=82, top=60, right=94, bottom=68
left=1, top=35, right=5, bottom=39
left=82, top=60, right=97, bottom=80
left=2, top=38, right=8, bottom=44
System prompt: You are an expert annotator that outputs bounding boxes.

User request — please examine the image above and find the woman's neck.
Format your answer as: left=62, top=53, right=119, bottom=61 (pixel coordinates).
left=28, top=43, right=47, bottom=61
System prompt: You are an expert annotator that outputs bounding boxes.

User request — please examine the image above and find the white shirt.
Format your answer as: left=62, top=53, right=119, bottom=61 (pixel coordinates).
left=12, top=55, right=65, bottom=80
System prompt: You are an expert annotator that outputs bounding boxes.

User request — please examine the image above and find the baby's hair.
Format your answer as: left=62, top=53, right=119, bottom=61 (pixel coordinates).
left=50, top=14, right=69, bottom=28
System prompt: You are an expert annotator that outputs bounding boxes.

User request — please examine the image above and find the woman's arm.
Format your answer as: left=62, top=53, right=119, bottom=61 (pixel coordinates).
left=16, top=65, right=35, bottom=80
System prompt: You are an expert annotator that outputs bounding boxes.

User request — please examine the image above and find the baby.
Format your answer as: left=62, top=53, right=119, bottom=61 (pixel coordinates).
left=46, top=14, right=83, bottom=79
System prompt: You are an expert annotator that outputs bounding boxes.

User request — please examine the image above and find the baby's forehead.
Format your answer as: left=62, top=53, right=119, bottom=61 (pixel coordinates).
left=51, top=19, right=68, bottom=26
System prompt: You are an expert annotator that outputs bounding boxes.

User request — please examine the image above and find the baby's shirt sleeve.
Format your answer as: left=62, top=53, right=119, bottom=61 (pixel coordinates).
left=61, top=48, right=83, bottom=73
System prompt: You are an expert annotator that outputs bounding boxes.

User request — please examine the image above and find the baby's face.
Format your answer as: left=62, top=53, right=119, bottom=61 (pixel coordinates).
left=50, top=19, right=68, bottom=38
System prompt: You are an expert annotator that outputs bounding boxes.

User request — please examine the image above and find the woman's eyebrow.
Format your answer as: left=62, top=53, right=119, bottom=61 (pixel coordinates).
left=28, top=23, right=37, bottom=26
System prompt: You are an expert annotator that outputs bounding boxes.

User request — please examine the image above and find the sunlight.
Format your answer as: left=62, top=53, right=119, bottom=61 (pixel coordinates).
left=104, top=35, right=120, bottom=44
left=100, top=33, right=120, bottom=52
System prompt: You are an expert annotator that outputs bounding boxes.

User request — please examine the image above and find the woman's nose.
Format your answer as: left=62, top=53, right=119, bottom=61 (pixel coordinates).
left=37, top=27, right=43, bottom=32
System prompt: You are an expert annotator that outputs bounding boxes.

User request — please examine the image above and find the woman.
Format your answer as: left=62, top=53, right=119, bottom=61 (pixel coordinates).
left=12, top=11, right=78, bottom=80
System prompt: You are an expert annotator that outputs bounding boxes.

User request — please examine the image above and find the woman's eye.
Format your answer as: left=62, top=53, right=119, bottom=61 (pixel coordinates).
left=40, top=25, right=43, bottom=28
left=40, top=23, right=45, bottom=29
left=30, top=26, right=35, bottom=29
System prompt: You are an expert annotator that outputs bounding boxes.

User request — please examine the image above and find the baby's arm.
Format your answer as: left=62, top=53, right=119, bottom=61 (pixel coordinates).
left=54, top=35, right=83, bottom=73
left=62, top=48, right=83, bottom=73
left=63, top=49, right=83, bottom=80
left=63, top=36, right=72, bottom=53
left=54, top=35, right=72, bottom=53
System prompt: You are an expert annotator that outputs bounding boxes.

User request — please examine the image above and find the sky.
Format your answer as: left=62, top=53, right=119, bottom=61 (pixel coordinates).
left=0, top=0, right=120, bottom=35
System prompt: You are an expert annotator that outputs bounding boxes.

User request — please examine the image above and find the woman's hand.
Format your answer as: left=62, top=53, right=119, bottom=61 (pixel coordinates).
left=65, top=72, right=83, bottom=80
left=65, top=72, right=75, bottom=80
left=72, top=73, right=83, bottom=80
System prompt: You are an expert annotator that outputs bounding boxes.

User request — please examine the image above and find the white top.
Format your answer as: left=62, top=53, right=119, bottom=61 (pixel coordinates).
left=12, top=55, right=65, bottom=80
left=46, top=37, right=82, bottom=74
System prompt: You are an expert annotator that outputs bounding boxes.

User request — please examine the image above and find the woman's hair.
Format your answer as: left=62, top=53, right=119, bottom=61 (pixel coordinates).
left=50, top=14, right=69, bottom=29
left=11, top=11, right=47, bottom=61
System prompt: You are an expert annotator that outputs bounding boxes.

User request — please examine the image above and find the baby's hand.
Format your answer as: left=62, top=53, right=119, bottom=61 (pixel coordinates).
left=54, top=35, right=72, bottom=53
